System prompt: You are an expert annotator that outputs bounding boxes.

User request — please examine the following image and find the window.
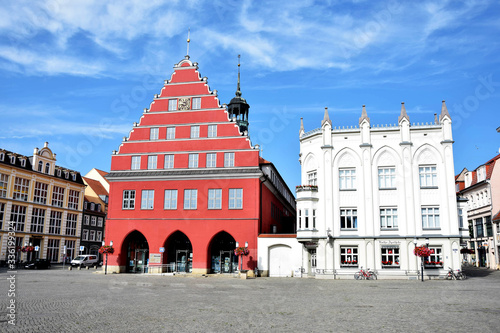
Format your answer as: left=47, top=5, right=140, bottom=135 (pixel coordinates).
left=419, top=165, right=437, bottom=187
left=147, top=155, right=157, bottom=169
left=91, top=216, right=97, bottom=226
left=206, top=153, right=217, bottom=168
left=141, top=190, right=154, bottom=209
left=340, top=247, right=358, bottom=267
left=68, top=189, right=80, bottom=210
left=64, top=240, right=75, bottom=261
left=313, top=209, right=316, bottom=229
left=89, top=230, right=96, bottom=241
left=475, top=218, right=484, bottom=237
left=0, top=202, right=4, bottom=230
left=38, top=161, right=43, bottom=172
left=380, top=208, right=398, bottom=229
left=164, top=190, right=178, bottom=210
left=339, top=168, right=356, bottom=190
left=33, top=182, right=48, bottom=204
left=168, top=99, right=177, bottom=111
left=307, top=171, right=317, bottom=186
left=164, top=154, right=174, bottom=169
left=30, top=208, right=46, bottom=233
left=96, top=231, right=102, bottom=242
left=84, top=215, right=90, bottom=225
left=0, top=152, right=3, bottom=161
left=228, top=188, right=243, bottom=209
left=13, top=177, right=30, bottom=201
left=458, top=208, right=464, bottom=228
left=46, top=239, right=60, bottom=262
left=190, top=125, right=200, bottom=138
left=340, top=209, right=357, bottom=229
left=192, top=97, right=201, bottom=110
left=298, top=209, right=301, bottom=229
left=485, top=216, right=492, bottom=237
left=424, top=247, right=443, bottom=267
left=422, top=207, right=440, bottom=229
left=208, top=189, right=222, bottom=209
left=45, top=163, right=50, bottom=174
left=66, top=213, right=78, bottom=236
left=52, top=186, right=65, bottom=207
left=224, top=152, right=234, bottom=167
left=48, top=211, right=62, bottom=234
left=131, top=156, right=141, bottom=170
left=0, top=173, right=8, bottom=198
left=150, top=127, right=159, bottom=140
left=381, top=247, right=400, bottom=267
left=378, top=167, right=396, bottom=189
left=123, top=190, right=136, bottom=209
left=208, top=124, right=217, bottom=137
left=97, top=217, right=103, bottom=227
left=188, top=154, right=199, bottom=168
left=166, top=127, right=176, bottom=139
left=11, top=205, right=26, bottom=231
left=184, top=189, right=198, bottom=210
left=82, top=229, right=89, bottom=241
left=304, top=209, right=309, bottom=228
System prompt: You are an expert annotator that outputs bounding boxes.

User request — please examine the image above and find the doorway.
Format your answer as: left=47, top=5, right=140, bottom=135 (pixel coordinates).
left=209, top=231, right=238, bottom=273
left=165, top=231, right=192, bottom=273
left=123, top=231, right=149, bottom=273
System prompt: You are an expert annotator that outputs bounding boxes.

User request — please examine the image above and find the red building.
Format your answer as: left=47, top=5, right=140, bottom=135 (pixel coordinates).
left=105, top=55, right=296, bottom=274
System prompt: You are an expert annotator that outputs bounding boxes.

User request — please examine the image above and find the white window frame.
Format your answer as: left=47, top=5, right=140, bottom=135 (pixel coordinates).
left=82, top=229, right=89, bottom=241
left=206, top=153, right=217, bottom=168
left=188, top=154, right=199, bottom=168
left=96, top=231, right=102, bottom=242
left=46, top=239, right=60, bottom=262
left=0, top=173, right=8, bottom=198
left=164, top=189, right=178, bottom=210
left=164, top=154, right=174, bottom=169
left=340, top=246, right=358, bottom=267
left=381, top=247, right=400, bottom=267
left=192, top=97, right=201, bottom=110
left=425, top=246, right=443, bottom=267
left=147, top=155, right=157, bottom=169
left=339, top=168, right=356, bottom=190
left=30, top=208, right=45, bottom=233
left=97, top=217, right=103, bottom=227
left=33, top=181, right=48, bottom=204
left=13, top=177, right=30, bottom=201
left=123, top=190, right=136, bottom=210
left=11, top=205, right=26, bottom=232
left=422, top=207, right=440, bottom=229
left=378, top=167, right=396, bottom=189
left=183, top=189, right=197, bottom=210
left=141, top=190, right=155, bottom=210
left=150, top=127, right=159, bottom=140
left=89, top=230, right=96, bottom=241
left=207, top=124, right=217, bottom=137
left=66, top=213, right=78, bottom=236
left=380, top=208, right=398, bottom=229
left=228, top=188, right=243, bottom=209
left=224, top=152, right=235, bottom=167
left=68, top=189, right=80, bottom=210
left=51, top=186, right=65, bottom=207
left=49, top=211, right=62, bottom=234
left=168, top=99, right=177, bottom=111
left=208, top=189, right=222, bottom=210
left=419, top=165, right=437, bottom=188
left=340, top=208, right=357, bottom=229
left=131, top=156, right=141, bottom=170
left=190, top=125, right=200, bottom=138
left=166, top=127, right=176, bottom=140
left=84, top=215, right=90, bottom=225
left=307, top=171, right=317, bottom=186
left=91, top=216, right=97, bottom=226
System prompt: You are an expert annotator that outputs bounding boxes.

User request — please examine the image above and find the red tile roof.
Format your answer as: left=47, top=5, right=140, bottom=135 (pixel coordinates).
left=94, top=169, right=109, bottom=184
left=83, top=177, right=108, bottom=196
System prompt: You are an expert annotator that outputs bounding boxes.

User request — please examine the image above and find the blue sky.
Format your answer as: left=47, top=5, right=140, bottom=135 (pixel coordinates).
left=1, top=0, right=499, bottom=192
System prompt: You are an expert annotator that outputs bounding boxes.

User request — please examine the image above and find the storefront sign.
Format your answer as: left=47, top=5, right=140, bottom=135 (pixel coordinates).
left=149, top=253, right=162, bottom=264
left=379, top=240, right=400, bottom=245
left=304, top=242, right=318, bottom=249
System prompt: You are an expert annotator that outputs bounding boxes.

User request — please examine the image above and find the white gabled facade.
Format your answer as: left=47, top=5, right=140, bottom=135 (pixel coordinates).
left=297, top=102, right=468, bottom=279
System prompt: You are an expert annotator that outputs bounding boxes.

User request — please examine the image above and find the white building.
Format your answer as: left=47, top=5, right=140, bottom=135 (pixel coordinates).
left=296, top=102, right=468, bottom=279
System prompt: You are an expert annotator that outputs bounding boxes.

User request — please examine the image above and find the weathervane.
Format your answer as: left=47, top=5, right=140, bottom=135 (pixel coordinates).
left=186, top=28, right=191, bottom=57
left=236, top=54, right=241, bottom=97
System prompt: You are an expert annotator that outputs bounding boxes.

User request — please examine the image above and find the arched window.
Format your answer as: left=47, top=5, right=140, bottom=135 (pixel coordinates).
left=38, top=161, right=43, bottom=172
left=45, top=163, right=50, bottom=174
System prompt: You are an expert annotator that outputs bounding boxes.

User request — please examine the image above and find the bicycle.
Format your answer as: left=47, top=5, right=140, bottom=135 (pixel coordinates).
left=354, top=267, right=377, bottom=280
left=446, top=267, right=467, bottom=280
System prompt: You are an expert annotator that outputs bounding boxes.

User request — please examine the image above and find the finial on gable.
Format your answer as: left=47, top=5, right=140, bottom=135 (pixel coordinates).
left=359, top=104, right=370, bottom=125
left=300, top=117, right=305, bottom=135
left=186, top=28, right=191, bottom=58
left=439, top=100, right=451, bottom=122
left=322, top=107, right=332, bottom=127
left=398, top=102, right=410, bottom=123
left=236, top=54, right=241, bottom=97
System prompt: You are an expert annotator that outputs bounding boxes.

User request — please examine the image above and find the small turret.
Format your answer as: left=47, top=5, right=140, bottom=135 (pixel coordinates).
left=227, top=55, right=250, bottom=134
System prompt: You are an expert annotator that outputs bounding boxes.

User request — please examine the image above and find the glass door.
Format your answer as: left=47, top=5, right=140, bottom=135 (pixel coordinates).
left=220, top=250, right=233, bottom=273
left=176, top=250, right=192, bottom=273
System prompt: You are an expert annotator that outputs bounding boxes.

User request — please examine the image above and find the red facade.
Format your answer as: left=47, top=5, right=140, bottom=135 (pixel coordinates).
left=105, top=56, right=295, bottom=274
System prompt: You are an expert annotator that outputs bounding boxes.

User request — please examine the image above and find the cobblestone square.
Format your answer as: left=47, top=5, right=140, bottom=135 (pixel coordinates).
left=1, top=266, right=499, bottom=332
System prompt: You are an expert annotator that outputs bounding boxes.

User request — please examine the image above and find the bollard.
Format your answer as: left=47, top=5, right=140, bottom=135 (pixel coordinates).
left=68, top=266, right=72, bottom=271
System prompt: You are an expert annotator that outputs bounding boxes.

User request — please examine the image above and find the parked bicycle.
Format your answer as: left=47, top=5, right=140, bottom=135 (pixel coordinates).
left=446, top=267, right=466, bottom=280
left=354, top=267, right=377, bottom=280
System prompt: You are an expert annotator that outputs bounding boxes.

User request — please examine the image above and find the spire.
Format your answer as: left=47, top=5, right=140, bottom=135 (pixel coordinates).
left=186, top=28, right=191, bottom=58
left=398, top=102, right=410, bottom=123
left=359, top=104, right=370, bottom=125
left=236, top=54, right=241, bottom=97
left=439, top=100, right=451, bottom=122
left=322, top=107, right=332, bottom=127
left=300, top=117, right=305, bottom=135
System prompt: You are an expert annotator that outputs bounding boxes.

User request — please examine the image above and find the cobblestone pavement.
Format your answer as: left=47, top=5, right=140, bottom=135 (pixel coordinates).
left=1, top=266, right=499, bottom=333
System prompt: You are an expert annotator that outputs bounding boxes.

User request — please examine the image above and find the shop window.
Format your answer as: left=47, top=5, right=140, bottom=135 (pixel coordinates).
left=381, top=247, right=400, bottom=267
left=424, top=247, right=443, bottom=268
left=340, top=246, right=358, bottom=267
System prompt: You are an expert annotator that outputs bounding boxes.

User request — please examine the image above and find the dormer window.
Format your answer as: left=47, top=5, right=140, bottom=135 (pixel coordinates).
left=64, top=171, right=69, bottom=179
left=72, top=174, right=77, bottom=181
left=91, top=203, right=95, bottom=211
left=10, top=155, right=15, bottom=164
left=57, top=169, right=61, bottom=177
left=20, top=159, right=26, bottom=167
left=0, top=152, right=4, bottom=161
left=477, top=166, right=486, bottom=182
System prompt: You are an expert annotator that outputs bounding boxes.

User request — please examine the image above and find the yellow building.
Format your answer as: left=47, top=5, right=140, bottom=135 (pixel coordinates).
left=0, top=142, right=85, bottom=264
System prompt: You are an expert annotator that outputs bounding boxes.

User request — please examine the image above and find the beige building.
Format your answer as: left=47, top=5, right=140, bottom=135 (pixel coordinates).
left=0, top=143, right=85, bottom=264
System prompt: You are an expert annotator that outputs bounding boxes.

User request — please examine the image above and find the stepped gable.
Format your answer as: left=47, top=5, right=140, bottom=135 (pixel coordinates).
left=111, top=56, right=258, bottom=171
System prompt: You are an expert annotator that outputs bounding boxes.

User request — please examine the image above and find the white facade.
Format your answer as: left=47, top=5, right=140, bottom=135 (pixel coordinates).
left=296, top=102, right=467, bottom=279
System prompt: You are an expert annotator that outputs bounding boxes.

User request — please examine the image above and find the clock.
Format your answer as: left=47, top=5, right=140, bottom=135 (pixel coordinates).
left=178, top=97, right=191, bottom=111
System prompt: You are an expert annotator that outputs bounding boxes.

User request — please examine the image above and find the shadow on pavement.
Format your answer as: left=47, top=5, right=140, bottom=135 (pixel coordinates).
left=462, top=265, right=497, bottom=278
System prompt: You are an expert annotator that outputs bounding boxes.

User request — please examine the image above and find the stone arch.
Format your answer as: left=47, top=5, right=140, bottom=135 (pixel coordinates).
left=121, top=230, right=149, bottom=273
left=207, top=231, right=238, bottom=273
left=163, top=230, right=193, bottom=273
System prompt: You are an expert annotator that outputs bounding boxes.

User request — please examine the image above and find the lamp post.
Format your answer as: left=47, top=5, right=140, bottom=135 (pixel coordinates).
left=104, top=241, right=113, bottom=275
left=413, top=238, right=420, bottom=280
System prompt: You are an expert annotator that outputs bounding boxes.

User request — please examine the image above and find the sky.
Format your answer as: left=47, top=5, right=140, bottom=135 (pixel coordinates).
left=1, top=0, right=499, bottom=192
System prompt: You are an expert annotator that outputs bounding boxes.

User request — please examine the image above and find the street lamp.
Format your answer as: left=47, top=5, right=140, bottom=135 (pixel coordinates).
left=104, top=240, right=113, bottom=275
